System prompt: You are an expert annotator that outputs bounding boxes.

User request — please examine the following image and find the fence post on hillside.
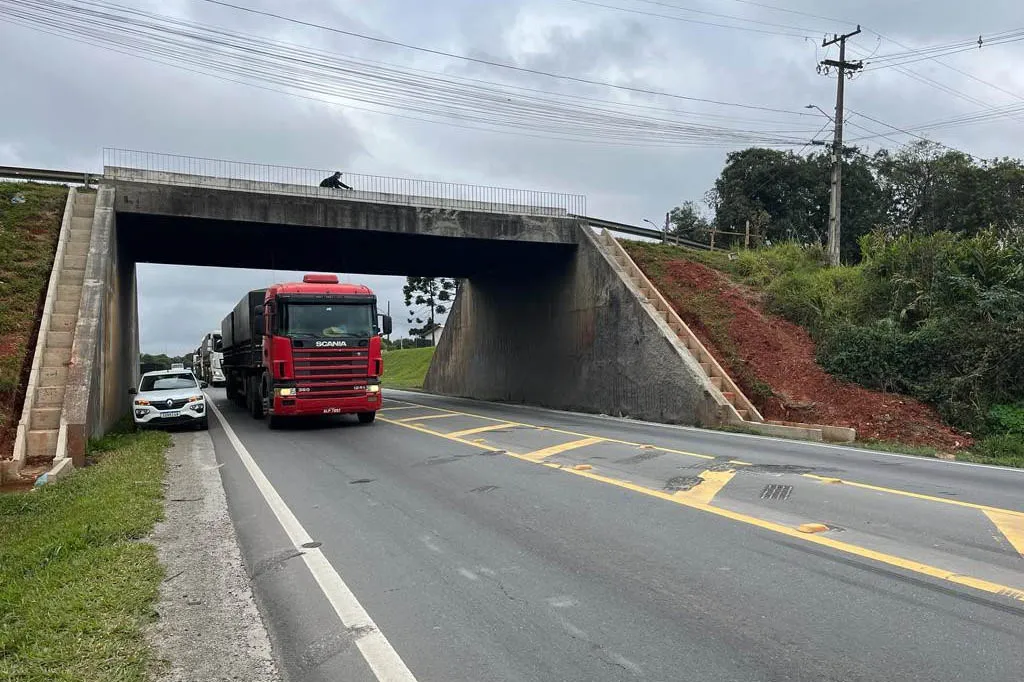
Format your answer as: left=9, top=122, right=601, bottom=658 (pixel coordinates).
left=745, top=220, right=750, bottom=249
left=710, top=226, right=717, bottom=250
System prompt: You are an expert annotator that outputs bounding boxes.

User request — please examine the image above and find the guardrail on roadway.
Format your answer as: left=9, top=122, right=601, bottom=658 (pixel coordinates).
left=575, top=215, right=716, bottom=251
left=102, top=149, right=587, bottom=217
left=0, top=166, right=98, bottom=185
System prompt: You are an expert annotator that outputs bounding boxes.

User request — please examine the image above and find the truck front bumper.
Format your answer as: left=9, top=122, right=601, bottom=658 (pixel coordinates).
left=270, top=391, right=380, bottom=417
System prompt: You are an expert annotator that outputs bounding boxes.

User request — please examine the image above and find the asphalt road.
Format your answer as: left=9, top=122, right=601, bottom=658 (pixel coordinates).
left=206, top=388, right=1024, bottom=682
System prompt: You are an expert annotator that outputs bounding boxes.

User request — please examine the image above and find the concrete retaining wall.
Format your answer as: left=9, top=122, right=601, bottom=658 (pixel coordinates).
left=63, top=186, right=137, bottom=463
left=425, top=226, right=723, bottom=425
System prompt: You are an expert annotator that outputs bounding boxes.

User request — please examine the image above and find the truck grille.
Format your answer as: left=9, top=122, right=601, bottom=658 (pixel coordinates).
left=292, top=346, right=371, bottom=398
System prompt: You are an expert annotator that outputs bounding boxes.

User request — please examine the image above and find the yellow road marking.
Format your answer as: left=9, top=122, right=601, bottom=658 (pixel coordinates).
left=446, top=422, right=519, bottom=439
left=521, top=437, right=604, bottom=463
left=559, top=466, right=1024, bottom=604
left=802, top=473, right=1019, bottom=514
left=674, top=469, right=736, bottom=505
left=985, top=510, right=1024, bottom=558
left=381, top=415, right=1024, bottom=604
left=396, top=413, right=461, bottom=423
left=379, top=405, right=424, bottom=411
left=397, top=401, right=715, bottom=461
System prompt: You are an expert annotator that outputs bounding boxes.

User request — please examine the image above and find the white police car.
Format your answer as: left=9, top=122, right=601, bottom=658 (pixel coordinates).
left=131, top=369, right=209, bottom=430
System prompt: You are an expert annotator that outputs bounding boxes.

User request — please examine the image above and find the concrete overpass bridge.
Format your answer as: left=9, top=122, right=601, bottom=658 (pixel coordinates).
left=4, top=151, right=848, bottom=483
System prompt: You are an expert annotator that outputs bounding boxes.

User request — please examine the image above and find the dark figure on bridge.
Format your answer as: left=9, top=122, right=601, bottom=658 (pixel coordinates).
left=319, top=171, right=352, bottom=190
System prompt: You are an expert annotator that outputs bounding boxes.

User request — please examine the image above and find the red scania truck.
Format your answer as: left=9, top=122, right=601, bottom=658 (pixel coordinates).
left=220, top=274, right=392, bottom=428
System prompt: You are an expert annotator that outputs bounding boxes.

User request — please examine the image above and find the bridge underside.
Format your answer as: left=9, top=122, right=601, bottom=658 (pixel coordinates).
left=73, top=182, right=719, bottom=458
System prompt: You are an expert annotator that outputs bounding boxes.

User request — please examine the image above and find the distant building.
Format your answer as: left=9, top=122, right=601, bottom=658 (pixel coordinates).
left=412, top=323, right=445, bottom=345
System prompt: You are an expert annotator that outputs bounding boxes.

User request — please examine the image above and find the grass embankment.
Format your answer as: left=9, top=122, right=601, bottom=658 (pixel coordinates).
left=0, top=182, right=69, bottom=458
left=382, top=346, right=435, bottom=389
left=0, top=429, right=169, bottom=681
left=622, top=239, right=1024, bottom=467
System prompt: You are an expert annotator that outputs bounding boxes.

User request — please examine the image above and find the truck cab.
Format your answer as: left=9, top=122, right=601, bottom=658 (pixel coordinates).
left=221, top=274, right=391, bottom=428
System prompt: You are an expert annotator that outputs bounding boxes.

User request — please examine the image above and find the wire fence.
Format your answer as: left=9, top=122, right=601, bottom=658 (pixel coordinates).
left=102, top=149, right=585, bottom=217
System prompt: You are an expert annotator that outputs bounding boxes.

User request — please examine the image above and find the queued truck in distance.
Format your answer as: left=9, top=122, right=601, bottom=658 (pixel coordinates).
left=220, top=274, right=392, bottom=428
left=198, top=331, right=225, bottom=387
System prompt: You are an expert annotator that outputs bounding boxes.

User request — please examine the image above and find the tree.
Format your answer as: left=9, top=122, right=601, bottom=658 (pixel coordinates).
left=403, top=277, right=456, bottom=346
left=668, top=201, right=711, bottom=242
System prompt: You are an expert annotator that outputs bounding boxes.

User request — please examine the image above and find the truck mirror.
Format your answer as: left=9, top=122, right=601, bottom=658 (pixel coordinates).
left=382, top=315, right=393, bottom=336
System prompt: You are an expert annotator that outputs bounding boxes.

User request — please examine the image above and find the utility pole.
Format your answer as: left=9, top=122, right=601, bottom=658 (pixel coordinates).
left=820, top=26, right=862, bottom=267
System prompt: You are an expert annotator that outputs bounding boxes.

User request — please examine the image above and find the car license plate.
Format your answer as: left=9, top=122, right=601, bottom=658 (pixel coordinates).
left=162, top=411, right=181, bottom=418
left=323, top=407, right=341, bottom=414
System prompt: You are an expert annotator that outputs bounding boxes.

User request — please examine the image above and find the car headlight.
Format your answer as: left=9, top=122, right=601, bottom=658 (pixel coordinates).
left=134, top=399, right=150, bottom=406
left=367, top=384, right=380, bottom=393
left=276, top=387, right=297, bottom=396
left=187, top=395, right=203, bottom=403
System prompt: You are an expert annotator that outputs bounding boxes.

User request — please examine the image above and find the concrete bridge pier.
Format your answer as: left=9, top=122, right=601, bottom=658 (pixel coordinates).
left=426, top=226, right=723, bottom=425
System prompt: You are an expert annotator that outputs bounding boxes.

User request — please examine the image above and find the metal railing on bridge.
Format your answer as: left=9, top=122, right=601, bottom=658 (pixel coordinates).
left=102, top=149, right=586, bottom=218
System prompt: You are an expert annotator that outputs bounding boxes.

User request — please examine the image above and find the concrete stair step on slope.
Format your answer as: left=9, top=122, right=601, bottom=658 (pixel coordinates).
left=67, top=229, right=91, bottom=244
left=35, top=384, right=66, bottom=407
left=65, top=240, right=89, bottom=258
left=60, top=269, right=85, bottom=286
left=70, top=216, right=93, bottom=231
left=38, top=367, right=68, bottom=387
left=46, top=331, right=73, bottom=349
left=53, top=299, right=79, bottom=315
left=49, top=313, right=77, bottom=332
left=56, top=284, right=82, bottom=303
left=26, top=429, right=58, bottom=459
left=64, top=254, right=87, bottom=270
left=31, top=407, right=61, bottom=430
left=72, top=193, right=96, bottom=216
left=43, top=347, right=72, bottom=367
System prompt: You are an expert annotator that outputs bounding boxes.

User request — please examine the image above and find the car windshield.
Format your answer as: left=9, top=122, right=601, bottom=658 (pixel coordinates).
left=283, top=303, right=375, bottom=338
left=140, top=373, right=198, bottom=392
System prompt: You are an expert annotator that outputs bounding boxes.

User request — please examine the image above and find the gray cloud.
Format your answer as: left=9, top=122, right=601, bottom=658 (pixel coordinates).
left=4, top=0, right=1023, bottom=354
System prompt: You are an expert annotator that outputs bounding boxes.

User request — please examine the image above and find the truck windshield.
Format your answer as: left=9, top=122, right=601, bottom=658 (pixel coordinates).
left=283, top=303, right=375, bottom=338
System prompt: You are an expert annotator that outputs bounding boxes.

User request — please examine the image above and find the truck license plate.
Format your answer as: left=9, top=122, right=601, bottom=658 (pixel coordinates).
left=323, top=407, right=341, bottom=414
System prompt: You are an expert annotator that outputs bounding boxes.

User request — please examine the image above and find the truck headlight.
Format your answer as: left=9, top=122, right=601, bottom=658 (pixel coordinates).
left=276, top=387, right=296, bottom=396
left=367, top=385, right=380, bottom=393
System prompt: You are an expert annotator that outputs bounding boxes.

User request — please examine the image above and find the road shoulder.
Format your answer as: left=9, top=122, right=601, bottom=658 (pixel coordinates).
left=148, top=431, right=280, bottom=681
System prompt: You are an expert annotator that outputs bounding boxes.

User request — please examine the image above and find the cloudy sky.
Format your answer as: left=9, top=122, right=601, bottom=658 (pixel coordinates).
left=2, top=0, right=1022, bottom=354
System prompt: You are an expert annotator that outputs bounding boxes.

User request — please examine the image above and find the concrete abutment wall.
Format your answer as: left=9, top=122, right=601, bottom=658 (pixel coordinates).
left=425, top=226, right=723, bottom=425
left=65, top=186, right=137, bottom=462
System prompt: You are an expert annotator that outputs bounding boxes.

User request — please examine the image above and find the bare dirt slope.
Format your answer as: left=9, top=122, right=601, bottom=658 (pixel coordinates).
left=623, top=242, right=968, bottom=450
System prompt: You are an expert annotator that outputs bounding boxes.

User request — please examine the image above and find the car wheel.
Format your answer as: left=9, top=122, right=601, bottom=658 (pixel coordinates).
left=197, top=417, right=209, bottom=431
left=357, top=411, right=376, bottom=424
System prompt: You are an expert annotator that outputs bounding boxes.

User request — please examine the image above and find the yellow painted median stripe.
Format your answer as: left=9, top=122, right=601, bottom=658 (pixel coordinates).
left=379, top=405, right=425, bottom=411
left=802, top=473, right=1024, bottom=556
left=397, top=401, right=715, bottom=461
left=521, top=437, right=604, bottom=463
left=985, top=510, right=1024, bottom=558
left=446, top=422, right=520, bottom=439
left=674, top=469, right=736, bottom=505
left=381, top=415, right=1024, bottom=605
left=396, top=413, right=461, bottom=423
left=560, top=467, right=1024, bottom=604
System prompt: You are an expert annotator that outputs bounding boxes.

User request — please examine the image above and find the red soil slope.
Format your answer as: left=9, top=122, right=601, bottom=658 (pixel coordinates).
left=626, top=248, right=969, bottom=451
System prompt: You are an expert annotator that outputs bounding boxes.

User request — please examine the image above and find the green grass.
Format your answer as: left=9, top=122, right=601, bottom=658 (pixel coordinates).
left=851, top=440, right=940, bottom=457
left=0, top=429, right=170, bottom=681
left=382, top=346, right=435, bottom=389
left=0, top=182, right=70, bottom=449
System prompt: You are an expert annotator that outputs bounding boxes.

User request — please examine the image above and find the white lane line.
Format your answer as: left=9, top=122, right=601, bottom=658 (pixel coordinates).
left=208, top=400, right=418, bottom=682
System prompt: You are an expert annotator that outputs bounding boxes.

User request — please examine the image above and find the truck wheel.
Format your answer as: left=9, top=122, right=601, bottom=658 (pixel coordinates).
left=249, top=377, right=264, bottom=419
left=357, top=411, right=376, bottom=424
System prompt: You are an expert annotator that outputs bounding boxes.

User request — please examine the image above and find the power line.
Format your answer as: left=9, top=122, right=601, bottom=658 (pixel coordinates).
left=564, top=0, right=816, bottom=37
left=0, top=0, right=816, bottom=148
left=192, top=0, right=818, bottom=117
